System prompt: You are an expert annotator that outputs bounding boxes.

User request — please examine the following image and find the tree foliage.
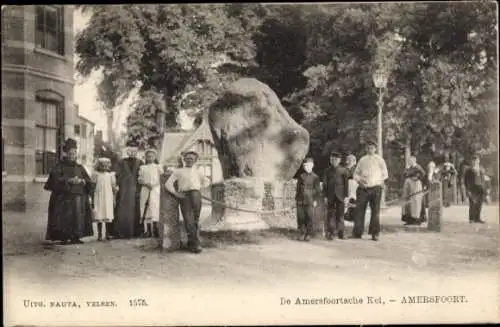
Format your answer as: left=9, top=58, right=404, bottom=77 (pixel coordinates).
left=76, top=4, right=271, bottom=145
left=76, top=3, right=498, bottom=196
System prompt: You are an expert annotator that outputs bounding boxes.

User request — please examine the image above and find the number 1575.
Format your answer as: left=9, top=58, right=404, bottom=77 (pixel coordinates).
left=129, top=299, right=148, bottom=307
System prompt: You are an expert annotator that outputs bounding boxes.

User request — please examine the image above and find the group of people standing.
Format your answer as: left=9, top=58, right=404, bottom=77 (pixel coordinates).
left=295, top=139, right=490, bottom=243
left=45, top=139, right=208, bottom=254
left=45, top=137, right=490, bottom=249
left=295, top=139, right=388, bottom=242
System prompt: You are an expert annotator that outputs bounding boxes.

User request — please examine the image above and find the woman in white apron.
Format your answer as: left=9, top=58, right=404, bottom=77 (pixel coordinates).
left=138, top=148, right=164, bottom=237
left=401, top=156, right=426, bottom=225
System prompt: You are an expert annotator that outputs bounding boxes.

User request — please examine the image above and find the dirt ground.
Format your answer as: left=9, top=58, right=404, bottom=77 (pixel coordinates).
left=3, top=199, right=499, bottom=325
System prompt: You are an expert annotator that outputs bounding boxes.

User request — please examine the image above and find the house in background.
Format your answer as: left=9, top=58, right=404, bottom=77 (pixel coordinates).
left=74, top=105, right=95, bottom=174
left=159, top=119, right=223, bottom=185
left=2, top=5, right=75, bottom=210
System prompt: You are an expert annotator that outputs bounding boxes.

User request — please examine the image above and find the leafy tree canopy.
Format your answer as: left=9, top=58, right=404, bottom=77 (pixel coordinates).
left=77, top=3, right=498, bottom=194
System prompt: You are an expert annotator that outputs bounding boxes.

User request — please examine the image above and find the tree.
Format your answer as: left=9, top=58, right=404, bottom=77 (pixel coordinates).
left=77, top=3, right=497, bottom=197
left=382, top=1, right=497, bottom=162
left=260, top=2, right=496, bottom=194
left=76, top=4, right=271, bottom=146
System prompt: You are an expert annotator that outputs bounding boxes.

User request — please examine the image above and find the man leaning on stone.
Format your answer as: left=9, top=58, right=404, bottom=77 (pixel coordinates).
left=165, top=151, right=209, bottom=253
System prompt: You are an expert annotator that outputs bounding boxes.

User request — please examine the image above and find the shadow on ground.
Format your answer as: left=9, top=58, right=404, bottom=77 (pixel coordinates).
left=198, top=222, right=465, bottom=248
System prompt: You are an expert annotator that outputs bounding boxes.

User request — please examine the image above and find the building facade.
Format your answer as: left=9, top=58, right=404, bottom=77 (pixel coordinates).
left=74, top=105, right=95, bottom=174
left=2, top=5, right=75, bottom=210
left=160, top=120, right=223, bottom=185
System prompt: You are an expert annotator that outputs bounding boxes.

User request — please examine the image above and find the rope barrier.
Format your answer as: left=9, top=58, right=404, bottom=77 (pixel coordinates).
left=195, top=186, right=437, bottom=229
left=199, top=187, right=431, bottom=215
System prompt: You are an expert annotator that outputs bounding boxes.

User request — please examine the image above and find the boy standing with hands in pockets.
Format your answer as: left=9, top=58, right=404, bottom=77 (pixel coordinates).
left=295, top=158, right=321, bottom=242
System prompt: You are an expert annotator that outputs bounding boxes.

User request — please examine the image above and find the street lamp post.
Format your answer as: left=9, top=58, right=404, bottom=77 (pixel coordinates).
left=372, top=69, right=389, bottom=207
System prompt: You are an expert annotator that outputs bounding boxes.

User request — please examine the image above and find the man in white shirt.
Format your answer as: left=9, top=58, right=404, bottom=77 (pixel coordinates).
left=165, top=151, right=208, bottom=253
left=351, top=139, right=388, bottom=241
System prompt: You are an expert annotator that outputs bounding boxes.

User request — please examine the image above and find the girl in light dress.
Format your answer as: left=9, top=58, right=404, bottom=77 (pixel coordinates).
left=92, top=158, right=118, bottom=241
left=138, top=149, right=164, bottom=238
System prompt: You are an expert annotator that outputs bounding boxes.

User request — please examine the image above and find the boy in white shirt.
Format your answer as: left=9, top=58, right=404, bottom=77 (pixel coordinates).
left=165, top=151, right=208, bottom=253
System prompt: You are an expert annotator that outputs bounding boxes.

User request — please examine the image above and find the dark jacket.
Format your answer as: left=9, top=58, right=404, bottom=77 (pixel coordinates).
left=404, top=164, right=427, bottom=187
left=295, top=172, right=321, bottom=205
left=464, top=166, right=487, bottom=193
left=322, top=165, right=349, bottom=201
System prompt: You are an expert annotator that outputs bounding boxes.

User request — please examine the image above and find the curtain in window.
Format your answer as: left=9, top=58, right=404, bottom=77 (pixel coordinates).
left=35, top=5, right=63, bottom=55
left=35, top=100, right=61, bottom=175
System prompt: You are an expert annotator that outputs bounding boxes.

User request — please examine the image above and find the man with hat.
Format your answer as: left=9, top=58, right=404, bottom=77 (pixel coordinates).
left=463, top=154, right=487, bottom=224
left=322, top=150, right=349, bottom=240
left=44, top=138, right=94, bottom=244
left=165, top=150, right=209, bottom=253
left=114, top=140, right=144, bottom=238
left=352, top=139, right=388, bottom=241
left=295, top=157, right=321, bottom=241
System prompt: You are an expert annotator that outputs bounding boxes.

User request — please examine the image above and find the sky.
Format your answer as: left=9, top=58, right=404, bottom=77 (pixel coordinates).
left=72, top=9, right=194, bottom=142
left=73, top=11, right=104, bottom=131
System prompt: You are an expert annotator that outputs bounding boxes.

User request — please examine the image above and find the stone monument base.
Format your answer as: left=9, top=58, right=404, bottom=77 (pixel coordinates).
left=201, top=212, right=270, bottom=232
left=202, top=177, right=271, bottom=232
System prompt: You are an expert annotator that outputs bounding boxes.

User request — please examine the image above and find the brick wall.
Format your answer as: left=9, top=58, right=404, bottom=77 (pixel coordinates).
left=2, top=6, right=75, bottom=210
left=2, top=181, right=49, bottom=211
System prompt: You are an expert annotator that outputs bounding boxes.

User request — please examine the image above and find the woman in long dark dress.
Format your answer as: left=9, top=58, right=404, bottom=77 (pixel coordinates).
left=44, top=138, right=94, bottom=244
left=113, top=144, right=144, bottom=238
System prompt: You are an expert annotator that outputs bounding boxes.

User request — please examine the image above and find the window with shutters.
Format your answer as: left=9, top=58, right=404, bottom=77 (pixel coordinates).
left=35, top=5, right=64, bottom=55
left=35, top=100, right=62, bottom=175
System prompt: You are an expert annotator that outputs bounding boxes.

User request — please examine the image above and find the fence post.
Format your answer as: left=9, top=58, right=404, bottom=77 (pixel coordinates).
left=427, top=181, right=442, bottom=232
left=452, top=176, right=458, bottom=204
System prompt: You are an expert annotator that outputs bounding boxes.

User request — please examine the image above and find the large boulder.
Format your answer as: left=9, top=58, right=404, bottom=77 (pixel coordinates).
left=204, top=78, right=309, bottom=231
left=208, top=78, right=309, bottom=182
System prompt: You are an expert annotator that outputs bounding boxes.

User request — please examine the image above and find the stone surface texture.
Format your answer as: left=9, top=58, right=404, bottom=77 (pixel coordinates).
left=208, top=78, right=309, bottom=182
left=205, top=78, right=309, bottom=230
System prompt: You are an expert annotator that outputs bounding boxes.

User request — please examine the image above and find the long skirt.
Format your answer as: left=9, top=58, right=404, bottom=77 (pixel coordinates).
left=46, top=193, right=93, bottom=241
left=114, top=186, right=141, bottom=238
left=401, top=178, right=424, bottom=223
left=140, top=185, right=161, bottom=223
